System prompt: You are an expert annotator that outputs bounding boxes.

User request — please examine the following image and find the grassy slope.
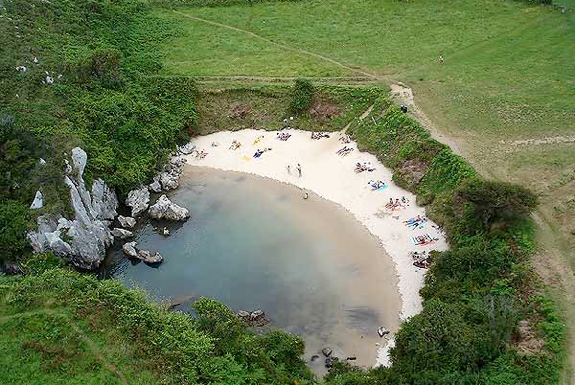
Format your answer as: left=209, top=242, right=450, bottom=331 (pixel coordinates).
left=0, top=277, right=157, bottom=385
left=152, top=1, right=575, bottom=381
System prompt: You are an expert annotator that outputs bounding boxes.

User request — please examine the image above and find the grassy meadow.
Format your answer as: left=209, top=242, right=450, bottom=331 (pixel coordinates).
left=153, top=0, right=575, bottom=380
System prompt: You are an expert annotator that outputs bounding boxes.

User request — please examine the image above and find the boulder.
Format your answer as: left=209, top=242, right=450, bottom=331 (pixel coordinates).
left=149, top=179, right=162, bottom=193
left=178, top=142, right=196, bottom=155
left=148, top=195, right=189, bottom=221
left=159, top=172, right=179, bottom=190
left=2, top=263, right=24, bottom=275
left=322, top=347, right=332, bottom=357
left=111, top=228, right=133, bottom=239
left=325, top=356, right=338, bottom=368
left=122, top=242, right=138, bottom=258
left=30, top=190, right=43, bottom=209
left=237, top=310, right=250, bottom=318
left=117, top=215, right=136, bottom=228
left=137, top=250, right=163, bottom=265
left=250, top=309, right=264, bottom=321
left=27, top=147, right=117, bottom=270
left=125, top=186, right=150, bottom=217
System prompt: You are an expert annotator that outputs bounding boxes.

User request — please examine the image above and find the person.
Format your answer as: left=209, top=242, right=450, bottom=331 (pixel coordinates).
left=400, top=104, right=408, bottom=113
left=303, top=191, right=309, bottom=200
left=296, top=163, right=302, bottom=177
left=287, top=165, right=291, bottom=174
left=438, top=53, right=444, bottom=65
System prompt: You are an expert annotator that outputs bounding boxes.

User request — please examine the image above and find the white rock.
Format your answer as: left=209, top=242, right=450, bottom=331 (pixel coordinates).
left=30, top=190, right=43, bottom=209
left=159, top=172, right=179, bottom=191
left=148, top=195, right=189, bottom=221
left=178, top=142, right=196, bottom=155
left=111, top=228, right=133, bottom=239
left=125, top=186, right=150, bottom=217
left=117, top=215, right=136, bottom=228
left=39, top=158, right=46, bottom=165
left=149, top=180, right=162, bottom=193
left=122, top=242, right=138, bottom=258
left=136, top=250, right=163, bottom=264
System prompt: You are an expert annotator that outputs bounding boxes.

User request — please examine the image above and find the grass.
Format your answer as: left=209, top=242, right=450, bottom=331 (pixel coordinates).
left=151, top=0, right=575, bottom=381
left=0, top=278, right=157, bottom=385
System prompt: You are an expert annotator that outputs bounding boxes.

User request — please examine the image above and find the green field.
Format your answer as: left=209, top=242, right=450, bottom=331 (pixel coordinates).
left=154, top=0, right=575, bottom=380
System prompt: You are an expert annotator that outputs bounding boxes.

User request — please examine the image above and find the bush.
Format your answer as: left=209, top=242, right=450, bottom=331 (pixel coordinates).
left=290, top=78, right=314, bottom=114
left=0, top=201, right=31, bottom=264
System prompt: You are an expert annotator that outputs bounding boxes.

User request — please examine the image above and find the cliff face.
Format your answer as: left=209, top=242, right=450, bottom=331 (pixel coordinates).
left=28, top=148, right=118, bottom=270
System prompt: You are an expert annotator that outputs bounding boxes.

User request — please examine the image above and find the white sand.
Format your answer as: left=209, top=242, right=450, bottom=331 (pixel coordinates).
left=184, top=129, right=448, bottom=366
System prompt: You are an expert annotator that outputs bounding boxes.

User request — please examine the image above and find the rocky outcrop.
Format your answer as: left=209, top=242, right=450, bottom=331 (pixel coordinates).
left=28, top=147, right=118, bottom=270
left=111, top=228, right=133, bottom=239
left=148, top=195, right=189, bottom=221
left=237, top=309, right=270, bottom=327
left=156, top=156, right=187, bottom=191
left=148, top=179, right=162, bottom=193
left=125, top=186, right=150, bottom=217
left=29, top=190, right=43, bottom=209
left=117, top=215, right=136, bottom=228
left=122, top=241, right=163, bottom=265
left=177, top=143, right=196, bottom=155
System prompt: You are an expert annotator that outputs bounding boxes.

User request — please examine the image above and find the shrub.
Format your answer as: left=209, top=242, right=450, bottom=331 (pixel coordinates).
left=290, top=78, right=314, bottom=114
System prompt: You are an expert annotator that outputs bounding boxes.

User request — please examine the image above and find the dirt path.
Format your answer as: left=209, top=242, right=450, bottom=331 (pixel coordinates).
left=172, top=10, right=381, bottom=80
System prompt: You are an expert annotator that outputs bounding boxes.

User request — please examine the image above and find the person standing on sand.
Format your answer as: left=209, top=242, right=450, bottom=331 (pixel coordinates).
left=296, top=163, right=302, bottom=177
left=287, top=165, right=291, bottom=174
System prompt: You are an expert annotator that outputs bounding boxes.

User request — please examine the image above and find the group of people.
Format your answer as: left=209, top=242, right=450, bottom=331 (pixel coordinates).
left=193, top=149, right=208, bottom=159
left=355, top=161, right=375, bottom=173
left=276, top=132, right=292, bottom=141
left=336, top=146, right=354, bottom=156
left=385, top=197, right=407, bottom=210
left=311, top=131, right=330, bottom=140
left=229, top=140, right=241, bottom=150
left=339, top=134, right=351, bottom=144
left=410, top=251, right=432, bottom=269
left=368, top=180, right=387, bottom=190
left=403, top=215, right=427, bottom=230
left=411, top=233, right=438, bottom=246
left=287, top=163, right=302, bottom=177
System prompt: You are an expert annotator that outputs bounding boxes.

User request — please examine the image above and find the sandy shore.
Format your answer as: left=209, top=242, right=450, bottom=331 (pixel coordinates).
left=184, top=129, right=448, bottom=366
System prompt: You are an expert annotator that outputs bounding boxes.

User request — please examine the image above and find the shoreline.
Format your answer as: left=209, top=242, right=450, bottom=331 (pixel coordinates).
left=184, top=128, right=449, bottom=366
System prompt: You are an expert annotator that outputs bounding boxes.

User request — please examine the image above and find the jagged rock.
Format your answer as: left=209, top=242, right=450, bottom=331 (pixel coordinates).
left=117, top=215, right=136, bottom=228
left=149, top=179, right=162, bottom=193
left=178, top=142, right=196, bottom=155
left=322, top=347, right=333, bottom=357
left=125, top=186, right=150, bottom=217
left=30, top=190, right=43, bottom=209
left=111, top=228, right=133, bottom=239
left=122, top=242, right=138, bottom=258
left=162, top=227, right=170, bottom=236
left=238, top=310, right=250, bottom=318
left=39, top=158, right=46, bottom=165
left=377, top=327, right=390, bottom=338
left=250, top=310, right=264, bottom=321
left=137, top=250, right=163, bottom=265
left=159, top=172, right=179, bottom=190
left=27, top=147, right=117, bottom=270
left=148, top=195, right=189, bottom=221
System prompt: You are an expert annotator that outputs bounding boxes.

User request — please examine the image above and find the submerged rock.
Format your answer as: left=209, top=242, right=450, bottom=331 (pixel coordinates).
left=137, top=250, right=163, bottom=265
left=27, top=147, right=117, bottom=270
left=111, top=228, right=133, bottom=239
left=322, top=347, right=333, bottom=357
left=117, top=215, right=136, bottom=229
left=125, top=186, right=150, bottom=217
left=148, top=195, right=189, bottom=221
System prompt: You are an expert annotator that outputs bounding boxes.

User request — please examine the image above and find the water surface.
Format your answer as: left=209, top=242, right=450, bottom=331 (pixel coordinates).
left=104, top=167, right=400, bottom=373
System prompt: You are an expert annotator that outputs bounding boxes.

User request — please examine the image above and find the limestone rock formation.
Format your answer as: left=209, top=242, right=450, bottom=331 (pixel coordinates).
left=148, top=195, right=189, bottom=221
left=148, top=179, right=162, bottom=193
left=125, top=186, right=150, bottom=217
left=111, top=228, right=133, bottom=239
left=29, top=190, right=43, bottom=209
left=28, top=147, right=118, bottom=270
left=117, top=215, right=136, bottom=228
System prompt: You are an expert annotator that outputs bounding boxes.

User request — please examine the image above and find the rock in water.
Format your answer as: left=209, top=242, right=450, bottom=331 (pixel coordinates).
left=137, top=250, right=163, bottom=265
left=322, top=347, right=333, bottom=357
left=27, top=147, right=117, bottom=270
left=377, top=327, right=390, bottom=338
left=148, top=195, right=189, bottom=221
left=30, top=190, right=43, bottom=209
left=122, top=242, right=138, bottom=258
left=111, top=228, right=133, bottom=239
left=118, top=215, right=136, bottom=228
left=125, top=186, right=150, bottom=217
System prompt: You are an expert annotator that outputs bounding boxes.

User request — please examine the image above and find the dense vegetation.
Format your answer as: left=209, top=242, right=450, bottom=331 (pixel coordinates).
left=0, top=0, right=197, bottom=264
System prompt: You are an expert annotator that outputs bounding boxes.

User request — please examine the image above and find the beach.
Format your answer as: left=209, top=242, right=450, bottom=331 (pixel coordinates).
left=184, top=129, right=448, bottom=366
